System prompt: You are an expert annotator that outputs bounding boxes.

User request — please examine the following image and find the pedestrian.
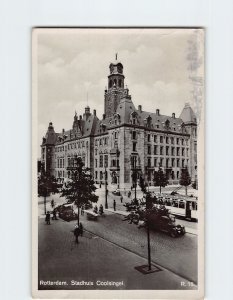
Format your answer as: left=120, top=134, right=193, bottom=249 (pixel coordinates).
left=120, top=195, right=123, bottom=203
left=128, top=191, right=131, bottom=198
left=74, top=225, right=80, bottom=243
left=45, top=212, right=51, bottom=225
left=79, top=222, right=83, bottom=237
left=113, top=199, right=116, bottom=211
left=52, top=209, right=58, bottom=220
left=99, top=204, right=104, bottom=215
left=81, top=205, right=84, bottom=215
left=51, top=199, right=55, bottom=209
left=93, top=205, right=98, bottom=214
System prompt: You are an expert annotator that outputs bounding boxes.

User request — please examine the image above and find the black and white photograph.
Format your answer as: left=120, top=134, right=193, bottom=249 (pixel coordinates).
left=32, top=28, right=204, bottom=299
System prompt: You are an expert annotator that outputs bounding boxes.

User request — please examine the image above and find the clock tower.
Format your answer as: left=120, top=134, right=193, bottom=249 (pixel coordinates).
left=104, top=56, right=129, bottom=118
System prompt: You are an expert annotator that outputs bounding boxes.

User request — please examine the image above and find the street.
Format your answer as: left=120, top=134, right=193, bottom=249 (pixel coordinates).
left=38, top=187, right=198, bottom=288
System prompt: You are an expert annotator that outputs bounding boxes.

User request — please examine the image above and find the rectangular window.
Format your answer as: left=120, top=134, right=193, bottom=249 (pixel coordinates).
left=104, top=138, right=107, bottom=145
left=99, top=155, right=103, bottom=168
left=132, top=131, right=136, bottom=139
left=154, top=135, right=157, bottom=143
left=172, top=158, right=175, bottom=167
left=160, top=158, right=164, bottom=167
left=182, top=159, right=185, bottom=168
left=177, top=147, right=180, bottom=156
left=95, top=159, right=97, bottom=168
left=160, top=146, right=163, bottom=155
left=177, top=159, right=180, bottom=167
left=133, top=142, right=137, bottom=152
left=171, top=137, right=174, bottom=144
left=181, top=139, right=184, bottom=145
left=182, top=148, right=185, bottom=156
left=166, top=146, right=169, bottom=155
left=95, top=171, right=98, bottom=179
left=148, top=145, right=151, bottom=155
left=171, top=147, right=175, bottom=156
left=148, top=158, right=151, bottom=167
left=186, top=148, right=189, bottom=157
left=148, top=134, right=151, bottom=142
left=104, top=155, right=108, bottom=167
left=166, top=137, right=169, bottom=144
left=154, top=145, right=157, bottom=155
left=100, top=139, right=102, bottom=145
left=160, top=136, right=163, bottom=143
left=154, top=158, right=157, bottom=167
left=176, top=138, right=179, bottom=145
left=166, top=158, right=169, bottom=168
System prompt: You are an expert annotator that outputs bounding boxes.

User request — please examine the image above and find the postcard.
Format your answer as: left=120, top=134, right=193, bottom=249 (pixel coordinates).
left=32, top=27, right=204, bottom=299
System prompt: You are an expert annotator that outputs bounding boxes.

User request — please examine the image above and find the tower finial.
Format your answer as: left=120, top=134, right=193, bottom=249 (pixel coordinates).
left=115, top=53, right=118, bottom=61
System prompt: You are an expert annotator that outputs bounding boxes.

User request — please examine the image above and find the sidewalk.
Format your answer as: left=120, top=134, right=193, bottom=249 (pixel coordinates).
left=38, top=217, right=196, bottom=290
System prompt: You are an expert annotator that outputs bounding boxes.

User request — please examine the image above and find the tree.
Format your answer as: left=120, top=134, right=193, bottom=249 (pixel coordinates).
left=38, top=166, right=59, bottom=214
left=153, top=166, right=168, bottom=194
left=60, top=157, right=98, bottom=225
left=179, top=167, right=191, bottom=195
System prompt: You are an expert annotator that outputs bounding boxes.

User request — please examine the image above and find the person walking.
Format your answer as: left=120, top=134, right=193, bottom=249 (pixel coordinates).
left=120, top=195, right=123, bottom=203
left=99, top=204, right=104, bottom=215
left=113, top=199, right=116, bottom=211
left=52, top=209, right=58, bottom=220
left=93, top=205, right=98, bottom=214
left=74, top=225, right=80, bottom=243
left=45, top=212, right=51, bottom=225
left=81, top=205, right=84, bottom=216
left=79, top=222, right=83, bottom=237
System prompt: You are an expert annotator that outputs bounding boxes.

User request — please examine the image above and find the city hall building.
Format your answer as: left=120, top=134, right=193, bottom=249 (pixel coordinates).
left=40, top=59, right=197, bottom=189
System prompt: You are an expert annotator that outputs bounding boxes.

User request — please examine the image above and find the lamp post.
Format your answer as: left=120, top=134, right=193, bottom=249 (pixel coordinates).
left=105, top=166, right=108, bottom=209
left=145, top=192, right=152, bottom=271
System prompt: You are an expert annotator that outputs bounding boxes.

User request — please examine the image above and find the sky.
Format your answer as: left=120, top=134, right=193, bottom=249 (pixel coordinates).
left=36, top=28, right=204, bottom=155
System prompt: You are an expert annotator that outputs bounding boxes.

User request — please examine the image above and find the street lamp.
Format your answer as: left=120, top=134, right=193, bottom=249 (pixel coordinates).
left=145, top=192, right=152, bottom=271
left=105, top=165, right=108, bottom=209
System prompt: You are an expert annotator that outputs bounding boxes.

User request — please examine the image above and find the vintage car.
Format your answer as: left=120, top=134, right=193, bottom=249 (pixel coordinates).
left=112, top=189, right=121, bottom=196
left=147, top=214, right=186, bottom=237
left=55, top=203, right=78, bottom=222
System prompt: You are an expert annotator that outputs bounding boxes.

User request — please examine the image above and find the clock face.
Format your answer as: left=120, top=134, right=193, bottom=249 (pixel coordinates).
left=110, top=64, right=114, bottom=74
left=117, top=66, right=122, bottom=73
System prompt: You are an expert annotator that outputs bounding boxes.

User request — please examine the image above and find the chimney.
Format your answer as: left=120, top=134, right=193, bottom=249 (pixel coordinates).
left=79, top=115, right=82, bottom=120
left=103, top=113, right=106, bottom=120
left=156, top=109, right=160, bottom=116
left=172, top=113, right=175, bottom=118
left=62, top=128, right=65, bottom=134
left=138, top=105, right=142, bottom=112
left=93, top=109, right=96, bottom=116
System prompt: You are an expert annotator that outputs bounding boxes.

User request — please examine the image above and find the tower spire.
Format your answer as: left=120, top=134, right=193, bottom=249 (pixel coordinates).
left=115, top=53, right=118, bottom=61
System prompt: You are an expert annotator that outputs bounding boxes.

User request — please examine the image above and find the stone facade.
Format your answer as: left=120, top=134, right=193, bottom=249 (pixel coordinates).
left=41, top=59, right=197, bottom=189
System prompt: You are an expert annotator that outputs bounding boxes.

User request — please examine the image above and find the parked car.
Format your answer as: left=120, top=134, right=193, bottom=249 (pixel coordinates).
left=55, top=203, right=77, bottom=222
left=147, top=213, right=185, bottom=237
left=112, top=189, right=121, bottom=196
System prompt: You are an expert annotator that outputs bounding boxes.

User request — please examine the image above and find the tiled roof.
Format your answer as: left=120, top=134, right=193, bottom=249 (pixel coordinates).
left=179, top=103, right=197, bottom=123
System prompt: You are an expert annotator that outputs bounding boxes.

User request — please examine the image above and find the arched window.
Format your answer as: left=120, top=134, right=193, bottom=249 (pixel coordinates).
left=109, top=80, right=112, bottom=88
left=119, top=79, right=122, bottom=87
left=113, top=79, right=117, bottom=85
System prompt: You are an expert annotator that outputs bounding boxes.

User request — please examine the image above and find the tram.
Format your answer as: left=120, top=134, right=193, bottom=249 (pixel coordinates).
left=156, top=194, right=198, bottom=221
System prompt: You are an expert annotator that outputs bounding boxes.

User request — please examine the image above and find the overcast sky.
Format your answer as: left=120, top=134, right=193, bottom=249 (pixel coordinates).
left=36, top=28, right=204, bottom=155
